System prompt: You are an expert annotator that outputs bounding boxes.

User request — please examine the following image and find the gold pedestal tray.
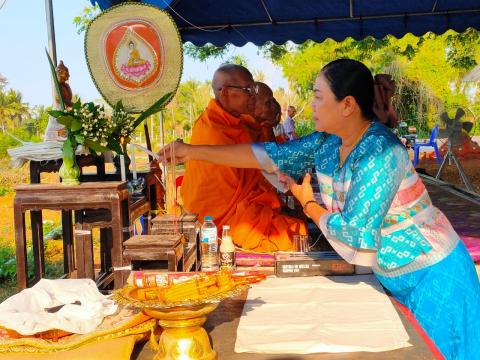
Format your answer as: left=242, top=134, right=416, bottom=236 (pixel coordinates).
left=144, top=303, right=218, bottom=360
left=114, top=282, right=249, bottom=360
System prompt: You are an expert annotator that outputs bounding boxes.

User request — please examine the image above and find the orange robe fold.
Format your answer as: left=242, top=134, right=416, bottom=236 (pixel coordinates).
left=181, top=99, right=306, bottom=252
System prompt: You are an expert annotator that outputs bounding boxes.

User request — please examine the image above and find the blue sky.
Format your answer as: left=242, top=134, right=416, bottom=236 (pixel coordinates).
left=0, top=0, right=287, bottom=107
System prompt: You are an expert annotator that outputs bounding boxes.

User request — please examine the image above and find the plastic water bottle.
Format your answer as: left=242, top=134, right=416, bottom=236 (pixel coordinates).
left=200, top=216, right=218, bottom=271
left=220, top=225, right=236, bottom=270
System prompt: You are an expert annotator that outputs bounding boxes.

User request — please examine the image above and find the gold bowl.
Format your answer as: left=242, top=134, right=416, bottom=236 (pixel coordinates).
left=113, top=283, right=249, bottom=359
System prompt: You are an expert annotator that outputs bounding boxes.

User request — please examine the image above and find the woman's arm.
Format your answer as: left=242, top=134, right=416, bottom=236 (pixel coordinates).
left=158, top=141, right=261, bottom=169
left=287, top=173, right=328, bottom=223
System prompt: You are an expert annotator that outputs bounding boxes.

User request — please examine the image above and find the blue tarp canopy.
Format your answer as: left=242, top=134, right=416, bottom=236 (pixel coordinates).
left=91, top=0, right=480, bottom=46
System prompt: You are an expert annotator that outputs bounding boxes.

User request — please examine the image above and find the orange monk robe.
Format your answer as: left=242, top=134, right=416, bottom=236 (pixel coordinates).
left=181, top=99, right=306, bottom=252
left=241, top=115, right=275, bottom=142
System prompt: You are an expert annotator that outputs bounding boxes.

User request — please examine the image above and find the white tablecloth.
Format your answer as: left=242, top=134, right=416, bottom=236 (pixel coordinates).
left=235, top=275, right=411, bottom=354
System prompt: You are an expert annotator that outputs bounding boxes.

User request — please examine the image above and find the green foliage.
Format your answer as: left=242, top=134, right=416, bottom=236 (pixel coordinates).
left=260, top=41, right=289, bottom=62
left=43, top=220, right=63, bottom=240
left=263, top=30, right=480, bottom=137
left=26, top=247, right=64, bottom=281
left=133, top=92, right=173, bottom=128
left=0, top=88, right=30, bottom=131
left=0, top=246, right=16, bottom=280
left=184, top=43, right=231, bottom=62
left=158, top=81, right=212, bottom=142
left=295, top=120, right=316, bottom=137
left=0, top=128, right=41, bottom=157
left=224, top=54, right=248, bottom=67
left=73, top=4, right=100, bottom=34
left=0, top=243, right=63, bottom=282
left=445, top=28, right=480, bottom=70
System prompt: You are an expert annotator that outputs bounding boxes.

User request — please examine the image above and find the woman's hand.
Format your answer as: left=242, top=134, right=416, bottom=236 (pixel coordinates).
left=289, top=173, right=316, bottom=207
left=157, top=140, right=191, bottom=165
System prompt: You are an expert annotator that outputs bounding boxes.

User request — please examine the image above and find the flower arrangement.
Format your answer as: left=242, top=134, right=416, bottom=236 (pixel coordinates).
left=45, top=50, right=171, bottom=184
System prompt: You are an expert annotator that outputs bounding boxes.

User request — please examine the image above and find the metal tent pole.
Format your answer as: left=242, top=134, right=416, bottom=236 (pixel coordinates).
left=45, top=0, right=57, bottom=100
left=160, top=110, right=167, bottom=185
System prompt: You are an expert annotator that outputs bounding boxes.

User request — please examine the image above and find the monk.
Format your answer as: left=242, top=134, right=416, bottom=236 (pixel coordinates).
left=180, top=64, right=306, bottom=252
left=243, top=82, right=279, bottom=142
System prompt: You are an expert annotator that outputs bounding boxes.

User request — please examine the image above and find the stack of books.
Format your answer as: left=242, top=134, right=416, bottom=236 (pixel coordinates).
left=275, top=251, right=355, bottom=277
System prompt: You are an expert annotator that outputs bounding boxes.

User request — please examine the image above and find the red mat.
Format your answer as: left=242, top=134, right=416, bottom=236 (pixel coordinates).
left=392, top=299, right=445, bottom=360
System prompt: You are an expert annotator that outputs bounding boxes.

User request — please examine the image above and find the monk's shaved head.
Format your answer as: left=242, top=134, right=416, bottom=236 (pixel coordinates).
left=254, top=81, right=278, bottom=125
left=212, top=64, right=254, bottom=99
left=256, top=82, right=273, bottom=99
left=211, top=64, right=256, bottom=117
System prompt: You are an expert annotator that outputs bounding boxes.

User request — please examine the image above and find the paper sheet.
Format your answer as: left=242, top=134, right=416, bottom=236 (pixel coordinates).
left=235, top=275, right=411, bottom=354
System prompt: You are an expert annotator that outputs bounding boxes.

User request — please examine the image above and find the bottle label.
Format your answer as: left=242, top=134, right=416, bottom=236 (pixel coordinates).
left=220, top=251, right=236, bottom=269
left=201, top=226, right=218, bottom=271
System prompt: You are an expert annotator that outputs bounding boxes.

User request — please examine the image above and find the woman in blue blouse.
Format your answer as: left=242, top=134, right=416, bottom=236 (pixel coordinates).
left=160, top=59, right=480, bottom=359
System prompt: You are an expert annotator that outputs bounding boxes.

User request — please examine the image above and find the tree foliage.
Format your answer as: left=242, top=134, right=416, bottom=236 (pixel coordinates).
left=259, top=30, right=480, bottom=136
left=445, top=28, right=480, bottom=70
left=73, top=4, right=100, bottom=34
left=184, top=43, right=231, bottom=62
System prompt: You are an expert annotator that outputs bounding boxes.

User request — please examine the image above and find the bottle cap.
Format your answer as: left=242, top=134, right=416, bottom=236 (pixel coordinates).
left=204, top=215, right=213, bottom=221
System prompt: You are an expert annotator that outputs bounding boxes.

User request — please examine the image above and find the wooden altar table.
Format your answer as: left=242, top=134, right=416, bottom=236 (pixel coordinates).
left=14, top=182, right=130, bottom=290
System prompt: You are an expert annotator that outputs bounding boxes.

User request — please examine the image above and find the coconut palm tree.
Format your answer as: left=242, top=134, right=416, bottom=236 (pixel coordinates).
left=0, top=88, right=30, bottom=131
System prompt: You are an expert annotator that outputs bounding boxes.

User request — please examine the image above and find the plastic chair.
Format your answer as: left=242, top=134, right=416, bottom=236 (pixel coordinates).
left=175, top=175, right=184, bottom=208
left=175, top=175, right=184, bottom=190
left=413, top=125, right=442, bottom=167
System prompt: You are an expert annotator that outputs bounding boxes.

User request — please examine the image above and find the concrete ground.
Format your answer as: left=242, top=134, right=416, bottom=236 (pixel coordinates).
left=422, top=175, right=480, bottom=278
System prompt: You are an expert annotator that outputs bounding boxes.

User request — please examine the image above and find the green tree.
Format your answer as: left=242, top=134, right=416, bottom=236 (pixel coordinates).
left=184, top=43, right=231, bottom=62
left=30, top=105, right=52, bottom=137
left=262, top=31, right=480, bottom=135
left=224, top=54, right=248, bottom=67
left=73, top=4, right=100, bottom=34
left=0, top=89, right=29, bottom=131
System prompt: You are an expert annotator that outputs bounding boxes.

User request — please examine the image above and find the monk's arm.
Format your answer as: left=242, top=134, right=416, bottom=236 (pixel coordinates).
left=159, top=142, right=262, bottom=169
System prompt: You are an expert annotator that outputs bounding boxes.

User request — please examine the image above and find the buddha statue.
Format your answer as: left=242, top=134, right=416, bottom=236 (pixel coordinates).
left=56, top=61, right=73, bottom=108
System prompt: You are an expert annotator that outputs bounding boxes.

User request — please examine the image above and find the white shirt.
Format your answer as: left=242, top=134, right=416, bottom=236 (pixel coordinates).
left=282, top=116, right=295, bottom=140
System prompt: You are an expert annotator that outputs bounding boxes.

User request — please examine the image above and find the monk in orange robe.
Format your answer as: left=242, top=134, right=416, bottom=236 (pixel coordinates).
left=180, top=65, right=306, bottom=252
left=243, top=82, right=279, bottom=142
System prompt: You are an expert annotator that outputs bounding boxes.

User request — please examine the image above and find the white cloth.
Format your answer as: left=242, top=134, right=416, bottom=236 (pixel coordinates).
left=0, top=279, right=117, bottom=335
left=235, top=275, right=411, bottom=354
left=44, top=116, right=67, bottom=142
left=7, top=141, right=88, bottom=168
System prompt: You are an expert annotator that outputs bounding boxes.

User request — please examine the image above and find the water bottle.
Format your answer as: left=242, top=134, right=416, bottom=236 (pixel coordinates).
left=200, top=215, right=218, bottom=271
left=220, top=225, right=236, bottom=270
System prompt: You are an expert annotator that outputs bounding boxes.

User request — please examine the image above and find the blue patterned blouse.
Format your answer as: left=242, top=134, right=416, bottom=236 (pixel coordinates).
left=252, top=121, right=458, bottom=277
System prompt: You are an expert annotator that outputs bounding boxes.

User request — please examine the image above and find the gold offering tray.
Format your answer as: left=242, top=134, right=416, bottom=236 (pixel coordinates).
left=112, top=272, right=254, bottom=359
left=113, top=283, right=250, bottom=310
